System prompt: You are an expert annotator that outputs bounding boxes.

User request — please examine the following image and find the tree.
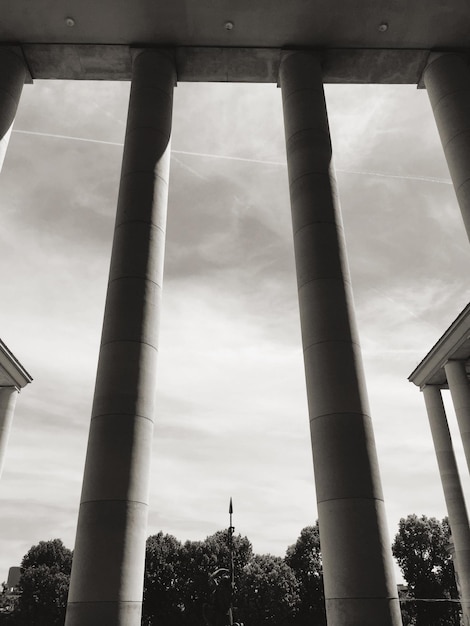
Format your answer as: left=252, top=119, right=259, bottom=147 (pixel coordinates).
left=143, top=530, right=253, bottom=626
left=392, top=515, right=460, bottom=626
left=237, top=554, right=300, bottom=625
left=142, top=532, right=185, bottom=626
left=12, top=539, right=72, bottom=626
left=179, top=531, right=253, bottom=626
left=285, top=523, right=326, bottom=626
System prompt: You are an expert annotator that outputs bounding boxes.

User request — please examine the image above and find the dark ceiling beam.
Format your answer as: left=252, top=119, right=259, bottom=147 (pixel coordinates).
left=13, top=44, right=446, bottom=83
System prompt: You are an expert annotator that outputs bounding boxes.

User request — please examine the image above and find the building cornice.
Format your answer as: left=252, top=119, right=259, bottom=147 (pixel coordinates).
left=0, top=339, right=33, bottom=390
left=409, top=303, right=470, bottom=389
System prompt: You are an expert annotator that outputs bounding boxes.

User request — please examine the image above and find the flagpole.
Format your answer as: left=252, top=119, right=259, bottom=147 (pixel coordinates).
left=228, top=497, right=234, bottom=626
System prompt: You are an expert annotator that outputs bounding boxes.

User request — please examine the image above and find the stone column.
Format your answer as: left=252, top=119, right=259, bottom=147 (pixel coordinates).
left=422, top=384, right=470, bottom=626
left=445, top=360, right=470, bottom=475
left=279, top=50, right=401, bottom=626
left=0, top=387, right=18, bottom=479
left=65, top=49, right=175, bottom=626
left=0, top=48, right=26, bottom=171
left=423, top=53, right=470, bottom=242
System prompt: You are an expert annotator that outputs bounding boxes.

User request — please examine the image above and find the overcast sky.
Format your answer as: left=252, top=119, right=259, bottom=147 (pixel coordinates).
left=0, top=77, right=469, bottom=584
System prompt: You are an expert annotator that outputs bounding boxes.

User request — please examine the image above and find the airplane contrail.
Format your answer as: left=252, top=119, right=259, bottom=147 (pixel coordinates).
left=12, top=128, right=452, bottom=185
left=336, top=167, right=451, bottom=185
left=172, top=148, right=285, bottom=167
left=12, top=129, right=285, bottom=164
left=13, top=128, right=124, bottom=147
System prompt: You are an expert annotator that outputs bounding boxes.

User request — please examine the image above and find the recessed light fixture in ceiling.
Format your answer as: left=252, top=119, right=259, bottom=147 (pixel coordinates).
left=378, top=23, right=388, bottom=32
left=225, top=21, right=234, bottom=31
left=65, top=17, right=76, bottom=27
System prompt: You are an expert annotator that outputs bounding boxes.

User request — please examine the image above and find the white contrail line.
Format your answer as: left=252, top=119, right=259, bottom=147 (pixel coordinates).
left=172, top=148, right=286, bottom=167
left=171, top=154, right=208, bottom=181
left=12, top=128, right=452, bottom=184
left=13, top=128, right=124, bottom=147
left=12, top=129, right=286, bottom=164
left=337, top=167, right=451, bottom=185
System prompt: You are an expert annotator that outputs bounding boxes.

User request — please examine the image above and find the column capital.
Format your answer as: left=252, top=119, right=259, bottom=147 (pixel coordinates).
left=423, top=50, right=468, bottom=74
left=422, top=51, right=470, bottom=101
left=0, top=46, right=31, bottom=82
left=279, top=48, right=323, bottom=63
left=421, top=382, right=442, bottom=392
left=444, top=358, right=469, bottom=372
left=278, top=49, right=324, bottom=91
left=130, top=47, right=177, bottom=82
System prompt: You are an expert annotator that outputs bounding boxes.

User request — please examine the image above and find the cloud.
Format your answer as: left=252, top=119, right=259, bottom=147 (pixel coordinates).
left=1, top=77, right=469, bottom=585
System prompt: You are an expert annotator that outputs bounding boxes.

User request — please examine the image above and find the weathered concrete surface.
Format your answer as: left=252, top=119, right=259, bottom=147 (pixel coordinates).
left=0, top=48, right=27, bottom=169
left=0, top=340, right=32, bottom=479
left=65, top=49, right=175, bottom=626
left=424, top=53, right=470, bottom=241
left=0, top=387, right=18, bottom=479
left=20, top=44, right=432, bottom=83
left=280, top=50, right=401, bottom=626
left=445, top=360, right=470, bottom=475
left=423, top=385, right=470, bottom=626
left=3, top=0, right=470, bottom=50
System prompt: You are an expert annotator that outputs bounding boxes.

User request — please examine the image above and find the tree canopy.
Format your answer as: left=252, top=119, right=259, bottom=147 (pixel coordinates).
left=392, top=514, right=460, bottom=626
left=285, top=522, right=326, bottom=626
left=237, top=553, right=300, bottom=625
left=10, top=539, right=73, bottom=626
left=5, top=514, right=465, bottom=626
left=142, top=532, right=185, bottom=626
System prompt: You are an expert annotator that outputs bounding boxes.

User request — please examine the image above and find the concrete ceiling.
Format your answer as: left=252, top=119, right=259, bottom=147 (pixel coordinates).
left=4, top=0, right=470, bottom=49
left=2, top=1, right=470, bottom=82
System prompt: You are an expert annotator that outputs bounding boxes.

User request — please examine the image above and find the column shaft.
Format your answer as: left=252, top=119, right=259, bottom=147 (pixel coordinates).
left=279, top=51, right=401, bottom=626
left=423, top=53, right=470, bottom=241
left=0, top=387, right=18, bottom=479
left=422, top=385, right=470, bottom=626
left=0, top=48, right=26, bottom=171
left=445, top=360, right=470, bottom=475
left=65, top=50, right=175, bottom=626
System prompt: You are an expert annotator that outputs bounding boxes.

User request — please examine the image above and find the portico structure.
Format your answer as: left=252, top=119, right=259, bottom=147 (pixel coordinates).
left=409, top=304, right=470, bottom=626
left=0, top=339, right=32, bottom=479
left=3, top=4, right=470, bottom=625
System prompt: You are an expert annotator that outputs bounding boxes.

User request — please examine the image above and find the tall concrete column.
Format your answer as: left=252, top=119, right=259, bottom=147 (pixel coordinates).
left=0, top=387, right=18, bottom=479
left=445, top=360, right=470, bottom=475
left=423, top=53, right=470, bottom=242
left=0, top=51, right=28, bottom=477
left=279, top=50, right=401, bottom=626
left=0, top=48, right=26, bottom=171
left=422, top=384, right=470, bottom=626
left=65, top=49, right=175, bottom=626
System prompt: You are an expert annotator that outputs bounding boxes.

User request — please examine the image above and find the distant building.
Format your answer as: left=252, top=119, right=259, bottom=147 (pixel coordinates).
left=5, top=566, right=20, bottom=593
left=409, top=302, right=470, bottom=625
left=1, top=566, right=20, bottom=614
left=0, top=339, right=32, bottom=479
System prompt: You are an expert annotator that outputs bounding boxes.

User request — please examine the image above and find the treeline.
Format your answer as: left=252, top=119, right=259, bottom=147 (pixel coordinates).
left=0, top=515, right=462, bottom=626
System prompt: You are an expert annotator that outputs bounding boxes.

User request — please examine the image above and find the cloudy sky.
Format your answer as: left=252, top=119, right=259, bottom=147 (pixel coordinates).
left=0, top=75, right=469, bottom=584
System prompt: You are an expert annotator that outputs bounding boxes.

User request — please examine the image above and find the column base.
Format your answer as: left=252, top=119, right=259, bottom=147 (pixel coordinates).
left=65, top=601, right=142, bottom=626
left=325, top=597, right=402, bottom=626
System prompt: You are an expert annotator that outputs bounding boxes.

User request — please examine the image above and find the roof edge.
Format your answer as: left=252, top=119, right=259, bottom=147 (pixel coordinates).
left=0, top=339, right=33, bottom=389
left=408, top=302, right=470, bottom=388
